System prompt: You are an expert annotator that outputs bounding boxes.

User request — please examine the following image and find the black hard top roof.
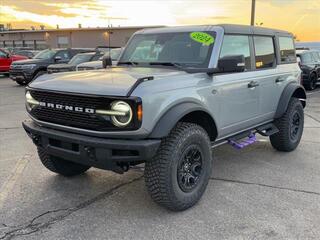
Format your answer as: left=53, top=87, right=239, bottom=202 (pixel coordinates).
left=140, top=24, right=293, bottom=37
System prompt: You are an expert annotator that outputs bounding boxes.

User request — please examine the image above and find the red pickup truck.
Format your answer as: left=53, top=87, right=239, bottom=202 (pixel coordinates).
left=0, top=49, right=28, bottom=75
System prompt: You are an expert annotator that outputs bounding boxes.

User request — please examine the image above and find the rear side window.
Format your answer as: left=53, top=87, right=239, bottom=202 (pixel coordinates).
left=253, top=36, right=276, bottom=69
left=279, top=37, right=296, bottom=63
left=219, top=35, right=252, bottom=70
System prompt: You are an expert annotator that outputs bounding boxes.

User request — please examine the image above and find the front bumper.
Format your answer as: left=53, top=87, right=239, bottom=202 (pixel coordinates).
left=22, top=120, right=161, bottom=172
left=9, top=69, right=34, bottom=82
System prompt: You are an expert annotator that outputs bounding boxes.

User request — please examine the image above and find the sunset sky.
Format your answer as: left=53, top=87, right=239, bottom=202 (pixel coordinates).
left=0, top=0, right=319, bottom=41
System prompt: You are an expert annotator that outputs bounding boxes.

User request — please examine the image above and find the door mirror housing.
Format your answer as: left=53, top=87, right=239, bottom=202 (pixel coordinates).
left=218, top=55, right=245, bottom=73
left=102, top=55, right=112, bottom=68
left=54, top=56, right=62, bottom=62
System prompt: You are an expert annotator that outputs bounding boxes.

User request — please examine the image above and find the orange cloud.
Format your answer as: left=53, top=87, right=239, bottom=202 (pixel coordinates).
left=1, top=0, right=319, bottom=41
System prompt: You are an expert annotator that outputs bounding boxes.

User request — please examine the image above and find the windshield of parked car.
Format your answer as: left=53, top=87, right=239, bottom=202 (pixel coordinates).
left=119, top=31, right=216, bottom=68
left=34, top=49, right=57, bottom=59
left=69, top=53, right=94, bottom=65
left=299, top=53, right=313, bottom=63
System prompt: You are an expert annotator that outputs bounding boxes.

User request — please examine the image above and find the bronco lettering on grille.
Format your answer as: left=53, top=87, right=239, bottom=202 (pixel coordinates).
left=39, top=102, right=95, bottom=114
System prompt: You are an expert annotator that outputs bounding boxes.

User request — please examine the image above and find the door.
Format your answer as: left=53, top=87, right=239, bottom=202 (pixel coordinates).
left=212, top=35, right=260, bottom=137
left=253, top=36, right=282, bottom=120
left=0, top=49, right=11, bottom=72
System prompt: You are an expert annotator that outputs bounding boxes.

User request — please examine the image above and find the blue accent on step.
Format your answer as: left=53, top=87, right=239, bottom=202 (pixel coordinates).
left=228, top=133, right=257, bottom=149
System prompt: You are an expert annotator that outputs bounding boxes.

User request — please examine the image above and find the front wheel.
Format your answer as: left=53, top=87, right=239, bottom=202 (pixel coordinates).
left=16, top=80, right=27, bottom=86
left=305, top=73, right=317, bottom=91
left=38, top=147, right=91, bottom=176
left=270, top=98, right=304, bottom=152
left=144, top=122, right=213, bottom=211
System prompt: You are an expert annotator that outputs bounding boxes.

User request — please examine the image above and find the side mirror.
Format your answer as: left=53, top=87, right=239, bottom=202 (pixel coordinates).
left=102, top=55, right=112, bottom=68
left=218, top=55, right=245, bottom=73
left=6, top=53, right=10, bottom=58
left=54, top=56, right=62, bottom=62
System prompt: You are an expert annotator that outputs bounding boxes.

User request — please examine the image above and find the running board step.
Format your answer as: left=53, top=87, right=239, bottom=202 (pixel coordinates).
left=228, top=133, right=256, bottom=149
left=256, top=123, right=279, bottom=136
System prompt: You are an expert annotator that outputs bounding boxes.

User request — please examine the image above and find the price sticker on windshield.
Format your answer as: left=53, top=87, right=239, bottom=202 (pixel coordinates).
left=190, top=32, right=214, bottom=46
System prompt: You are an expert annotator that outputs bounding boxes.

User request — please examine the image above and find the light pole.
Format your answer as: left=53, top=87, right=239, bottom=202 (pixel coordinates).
left=251, top=0, right=256, bottom=26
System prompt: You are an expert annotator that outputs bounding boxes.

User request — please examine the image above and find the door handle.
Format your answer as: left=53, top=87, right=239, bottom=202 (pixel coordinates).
left=275, top=77, right=285, bottom=83
left=248, top=81, right=259, bottom=88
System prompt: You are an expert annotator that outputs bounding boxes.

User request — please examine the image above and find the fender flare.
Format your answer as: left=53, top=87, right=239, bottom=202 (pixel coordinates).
left=148, top=102, right=214, bottom=138
left=274, top=82, right=306, bottom=119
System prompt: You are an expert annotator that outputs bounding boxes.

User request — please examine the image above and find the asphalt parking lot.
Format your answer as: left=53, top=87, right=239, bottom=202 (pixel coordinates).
left=0, top=75, right=320, bottom=240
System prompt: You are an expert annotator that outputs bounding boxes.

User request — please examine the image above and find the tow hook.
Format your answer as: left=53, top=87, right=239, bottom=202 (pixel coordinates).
left=31, top=134, right=41, bottom=146
left=84, top=146, right=96, bottom=160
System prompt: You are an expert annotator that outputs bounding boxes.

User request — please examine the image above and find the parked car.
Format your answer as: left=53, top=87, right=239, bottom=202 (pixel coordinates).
left=23, top=25, right=306, bottom=211
left=9, top=48, right=94, bottom=85
left=47, top=51, right=104, bottom=73
left=76, top=48, right=122, bottom=71
left=296, top=50, right=320, bottom=90
left=13, top=50, right=41, bottom=59
left=296, top=42, right=320, bottom=51
left=0, top=48, right=28, bottom=76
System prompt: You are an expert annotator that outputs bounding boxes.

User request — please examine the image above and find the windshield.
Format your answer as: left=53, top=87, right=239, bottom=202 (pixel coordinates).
left=69, top=53, right=94, bottom=65
left=110, top=48, right=121, bottom=60
left=119, top=31, right=216, bottom=68
left=34, top=49, right=57, bottom=59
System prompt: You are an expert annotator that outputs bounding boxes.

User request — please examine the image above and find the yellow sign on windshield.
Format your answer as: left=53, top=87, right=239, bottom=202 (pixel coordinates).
left=190, top=32, right=214, bottom=46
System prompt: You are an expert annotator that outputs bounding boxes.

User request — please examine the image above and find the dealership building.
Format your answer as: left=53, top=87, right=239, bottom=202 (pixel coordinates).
left=0, top=26, right=163, bottom=50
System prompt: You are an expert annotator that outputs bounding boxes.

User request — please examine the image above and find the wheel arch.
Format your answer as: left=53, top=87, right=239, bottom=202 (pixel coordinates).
left=310, top=70, right=318, bottom=79
left=148, top=102, right=218, bottom=141
left=275, top=82, right=306, bottom=119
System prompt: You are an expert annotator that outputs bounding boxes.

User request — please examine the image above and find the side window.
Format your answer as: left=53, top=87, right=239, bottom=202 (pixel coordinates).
left=279, top=36, right=296, bottom=63
left=253, top=36, right=276, bottom=69
left=219, top=35, right=252, bottom=70
left=55, top=50, right=70, bottom=61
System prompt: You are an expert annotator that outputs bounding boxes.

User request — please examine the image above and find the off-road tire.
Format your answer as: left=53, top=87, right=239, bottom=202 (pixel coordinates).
left=145, top=122, right=213, bottom=211
left=37, top=147, right=90, bottom=176
left=305, top=73, right=317, bottom=91
left=270, top=98, right=304, bottom=152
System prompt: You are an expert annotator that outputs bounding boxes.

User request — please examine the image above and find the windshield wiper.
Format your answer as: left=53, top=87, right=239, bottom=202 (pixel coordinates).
left=117, top=61, right=138, bottom=66
left=149, top=62, right=185, bottom=69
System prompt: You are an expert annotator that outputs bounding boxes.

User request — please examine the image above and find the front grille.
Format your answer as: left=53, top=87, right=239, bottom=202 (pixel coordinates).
left=77, top=67, right=95, bottom=71
left=29, top=90, right=139, bottom=131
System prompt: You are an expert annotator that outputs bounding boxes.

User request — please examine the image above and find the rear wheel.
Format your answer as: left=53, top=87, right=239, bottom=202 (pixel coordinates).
left=270, top=98, right=304, bottom=152
left=144, top=122, right=213, bottom=211
left=38, top=147, right=91, bottom=176
left=305, top=73, right=317, bottom=90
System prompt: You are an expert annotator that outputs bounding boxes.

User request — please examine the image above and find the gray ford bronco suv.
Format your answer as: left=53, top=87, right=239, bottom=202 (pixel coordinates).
left=23, top=25, right=306, bottom=211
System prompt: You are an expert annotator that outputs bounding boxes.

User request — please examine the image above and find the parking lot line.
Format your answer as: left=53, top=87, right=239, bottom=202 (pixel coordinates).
left=0, top=154, right=30, bottom=209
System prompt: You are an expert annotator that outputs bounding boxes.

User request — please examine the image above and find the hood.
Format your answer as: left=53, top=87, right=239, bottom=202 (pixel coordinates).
left=11, top=55, right=28, bottom=61
left=48, top=63, right=72, bottom=69
left=29, top=67, right=189, bottom=96
left=12, top=58, right=47, bottom=65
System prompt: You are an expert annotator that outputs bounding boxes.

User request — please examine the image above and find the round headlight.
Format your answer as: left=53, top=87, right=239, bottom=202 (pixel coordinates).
left=110, top=101, right=132, bottom=127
